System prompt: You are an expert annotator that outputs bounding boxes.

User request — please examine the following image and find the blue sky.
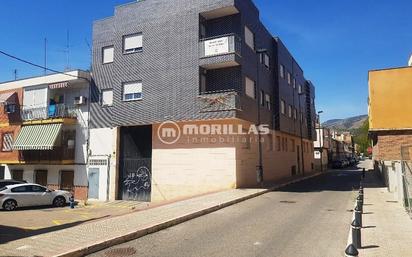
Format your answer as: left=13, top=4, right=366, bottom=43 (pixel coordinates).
left=0, top=0, right=411, bottom=121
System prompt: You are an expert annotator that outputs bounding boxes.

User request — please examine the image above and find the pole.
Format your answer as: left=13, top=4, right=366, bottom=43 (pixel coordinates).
left=44, top=38, right=47, bottom=75
left=298, top=92, right=305, bottom=175
left=256, top=51, right=263, bottom=186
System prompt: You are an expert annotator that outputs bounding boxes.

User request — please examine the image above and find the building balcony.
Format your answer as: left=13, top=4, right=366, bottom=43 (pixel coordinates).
left=18, top=146, right=75, bottom=164
left=198, top=90, right=241, bottom=113
left=21, top=104, right=78, bottom=124
left=199, top=34, right=241, bottom=69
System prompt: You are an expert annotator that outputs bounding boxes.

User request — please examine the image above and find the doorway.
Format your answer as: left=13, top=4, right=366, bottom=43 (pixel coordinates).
left=60, top=170, right=74, bottom=192
left=0, top=166, right=4, bottom=179
left=119, top=126, right=152, bottom=202
left=88, top=168, right=100, bottom=199
left=35, top=170, right=48, bottom=186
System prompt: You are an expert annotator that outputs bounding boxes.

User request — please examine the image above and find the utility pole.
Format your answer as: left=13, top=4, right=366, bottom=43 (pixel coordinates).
left=44, top=38, right=47, bottom=75
left=298, top=91, right=305, bottom=175
left=255, top=48, right=268, bottom=186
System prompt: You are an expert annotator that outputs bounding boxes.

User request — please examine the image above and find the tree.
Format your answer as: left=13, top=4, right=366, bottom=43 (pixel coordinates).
left=353, top=119, right=371, bottom=155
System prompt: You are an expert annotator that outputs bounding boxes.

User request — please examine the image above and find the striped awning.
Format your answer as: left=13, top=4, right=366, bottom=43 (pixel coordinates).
left=49, top=82, right=69, bottom=89
left=0, top=92, right=16, bottom=104
left=13, top=124, right=62, bottom=150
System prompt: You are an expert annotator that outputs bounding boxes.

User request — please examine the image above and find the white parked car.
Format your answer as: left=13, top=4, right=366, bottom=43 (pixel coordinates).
left=0, top=183, right=72, bottom=211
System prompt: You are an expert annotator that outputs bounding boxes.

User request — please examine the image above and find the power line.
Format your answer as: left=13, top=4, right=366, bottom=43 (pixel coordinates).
left=0, top=49, right=90, bottom=82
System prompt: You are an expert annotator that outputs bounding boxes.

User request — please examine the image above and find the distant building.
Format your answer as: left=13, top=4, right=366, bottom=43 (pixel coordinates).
left=314, top=127, right=330, bottom=171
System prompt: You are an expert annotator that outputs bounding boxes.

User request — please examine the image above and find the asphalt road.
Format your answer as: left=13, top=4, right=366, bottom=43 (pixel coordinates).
left=89, top=166, right=363, bottom=257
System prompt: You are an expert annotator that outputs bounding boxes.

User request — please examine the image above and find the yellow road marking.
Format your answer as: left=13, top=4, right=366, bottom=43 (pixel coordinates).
left=52, top=220, right=62, bottom=225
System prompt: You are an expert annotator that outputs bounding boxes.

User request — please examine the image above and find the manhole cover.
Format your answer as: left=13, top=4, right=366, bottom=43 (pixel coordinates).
left=279, top=200, right=296, bottom=204
left=105, top=247, right=136, bottom=257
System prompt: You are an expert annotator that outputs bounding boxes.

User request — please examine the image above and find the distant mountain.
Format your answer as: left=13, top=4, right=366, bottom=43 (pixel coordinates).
left=322, top=115, right=368, bottom=131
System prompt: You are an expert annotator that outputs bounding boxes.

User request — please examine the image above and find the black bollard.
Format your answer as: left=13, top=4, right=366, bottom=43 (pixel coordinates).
left=357, top=195, right=363, bottom=212
left=351, top=219, right=362, bottom=249
left=355, top=205, right=362, bottom=227
left=345, top=244, right=359, bottom=257
left=362, top=168, right=366, bottom=179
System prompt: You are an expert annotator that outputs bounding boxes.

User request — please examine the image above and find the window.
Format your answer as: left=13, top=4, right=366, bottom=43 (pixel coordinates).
left=102, top=46, right=114, bottom=64
left=2, top=133, right=13, bottom=152
left=276, top=136, right=281, bottom=151
left=123, top=34, right=143, bottom=54
left=245, top=77, right=256, bottom=99
left=35, top=170, right=48, bottom=186
left=287, top=72, right=291, bottom=85
left=291, top=139, right=296, bottom=152
left=11, top=185, right=30, bottom=193
left=261, top=53, right=270, bottom=68
left=11, top=170, right=23, bottom=180
left=31, top=185, right=47, bottom=192
left=101, top=89, right=113, bottom=106
left=298, top=84, right=303, bottom=94
left=279, top=65, right=285, bottom=79
left=260, top=90, right=265, bottom=106
left=60, top=170, right=74, bottom=192
left=285, top=138, right=289, bottom=151
left=0, top=166, right=4, bottom=179
left=288, top=105, right=292, bottom=118
left=293, top=108, right=297, bottom=120
left=245, top=26, right=255, bottom=50
left=123, top=82, right=143, bottom=101
left=5, top=104, right=17, bottom=114
left=293, top=78, right=296, bottom=89
left=265, top=93, right=271, bottom=110
left=281, top=100, right=285, bottom=114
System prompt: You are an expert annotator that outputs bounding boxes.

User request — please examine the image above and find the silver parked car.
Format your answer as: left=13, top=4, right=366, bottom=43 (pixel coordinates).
left=0, top=183, right=72, bottom=211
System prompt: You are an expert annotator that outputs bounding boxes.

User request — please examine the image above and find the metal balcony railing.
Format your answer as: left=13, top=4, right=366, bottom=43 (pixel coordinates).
left=200, top=34, right=241, bottom=58
left=21, top=104, right=78, bottom=121
left=198, top=90, right=241, bottom=112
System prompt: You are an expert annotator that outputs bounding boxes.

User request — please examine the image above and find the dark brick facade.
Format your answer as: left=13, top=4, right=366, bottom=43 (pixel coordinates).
left=91, top=0, right=316, bottom=140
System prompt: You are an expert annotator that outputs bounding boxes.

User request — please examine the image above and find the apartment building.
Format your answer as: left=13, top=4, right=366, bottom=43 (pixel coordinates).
left=0, top=71, right=91, bottom=200
left=90, top=0, right=317, bottom=202
left=369, top=65, right=412, bottom=202
left=314, top=127, right=330, bottom=171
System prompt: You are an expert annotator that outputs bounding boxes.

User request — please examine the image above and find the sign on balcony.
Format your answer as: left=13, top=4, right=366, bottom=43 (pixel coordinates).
left=204, top=37, right=229, bottom=57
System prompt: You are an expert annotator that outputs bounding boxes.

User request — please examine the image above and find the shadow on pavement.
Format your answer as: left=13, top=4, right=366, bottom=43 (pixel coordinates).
left=0, top=216, right=109, bottom=244
left=276, top=166, right=384, bottom=193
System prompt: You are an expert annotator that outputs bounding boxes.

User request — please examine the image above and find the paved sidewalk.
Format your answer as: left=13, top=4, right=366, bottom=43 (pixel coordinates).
left=357, top=165, right=412, bottom=257
left=0, top=172, right=322, bottom=257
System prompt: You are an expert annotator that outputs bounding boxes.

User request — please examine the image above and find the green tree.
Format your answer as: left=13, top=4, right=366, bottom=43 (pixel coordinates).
left=353, top=119, right=371, bottom=155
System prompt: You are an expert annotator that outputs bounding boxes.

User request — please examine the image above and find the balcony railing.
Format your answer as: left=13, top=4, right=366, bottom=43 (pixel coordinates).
left=21, top=104, right=78, bottom=121
left=198, top=90, right=241, bottom=112
left=19, top=146, right=75, bottom=164
left=200, top=34, right=241, bottom=58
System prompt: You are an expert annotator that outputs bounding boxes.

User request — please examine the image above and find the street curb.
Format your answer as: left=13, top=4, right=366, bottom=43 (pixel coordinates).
left=54, top=171, right=325, bottom=257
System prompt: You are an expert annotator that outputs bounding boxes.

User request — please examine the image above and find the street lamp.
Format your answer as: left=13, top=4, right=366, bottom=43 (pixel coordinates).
left=255, top=48, right=268, bottom=186
left=298, top=91, right=305, bottom=175
left=317, top=111, right=324, bottom=172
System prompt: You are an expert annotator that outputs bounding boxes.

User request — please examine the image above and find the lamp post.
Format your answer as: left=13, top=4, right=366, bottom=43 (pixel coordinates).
left=298, top=91, right=305, bottom=175
left=317, top=110, right=324, bottom=172
left=255, top=48, right=268, bottom=186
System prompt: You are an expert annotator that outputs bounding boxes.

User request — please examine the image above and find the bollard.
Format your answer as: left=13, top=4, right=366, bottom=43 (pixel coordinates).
left=345, top=244, right=359, bottom=257
left=69, top=195, right=75, bottom=209
left=362, top=168, right=366, bottom=179
left=356, top=195, right=363, bottom=213
left=354, top=204, right=362, bottom=227
left=351, top=219, right=362, bottom=249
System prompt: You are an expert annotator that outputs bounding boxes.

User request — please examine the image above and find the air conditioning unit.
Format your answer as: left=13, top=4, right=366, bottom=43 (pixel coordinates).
left=74, top=96, right=87, bottom=105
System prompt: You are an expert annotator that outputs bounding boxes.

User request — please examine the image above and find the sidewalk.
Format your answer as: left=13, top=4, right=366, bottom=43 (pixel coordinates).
left=0, top=171, right=322, bottom=257
left=357, top=166, right=412, bottom=257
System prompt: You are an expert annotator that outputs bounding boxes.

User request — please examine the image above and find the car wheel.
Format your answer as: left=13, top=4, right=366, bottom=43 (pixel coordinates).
left=53, top=196, right=66, bottom=207
left=3, top=199, right=17, bottom=211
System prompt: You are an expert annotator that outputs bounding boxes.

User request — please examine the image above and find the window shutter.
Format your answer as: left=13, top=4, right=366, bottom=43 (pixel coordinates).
left=124, top=34, right=143, bottom=51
